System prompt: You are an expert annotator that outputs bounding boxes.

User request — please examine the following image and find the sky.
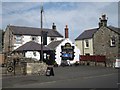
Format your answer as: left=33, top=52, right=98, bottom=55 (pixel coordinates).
left=0, top=0, right=119, bottom=42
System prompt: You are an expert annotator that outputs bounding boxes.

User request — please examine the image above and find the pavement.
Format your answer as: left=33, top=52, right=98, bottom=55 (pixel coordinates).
left=1, top=65, right=120, bottom=89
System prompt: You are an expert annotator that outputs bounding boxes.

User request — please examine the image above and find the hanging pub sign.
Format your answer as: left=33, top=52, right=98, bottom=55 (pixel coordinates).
left=61, top=43, right=75, bottom=60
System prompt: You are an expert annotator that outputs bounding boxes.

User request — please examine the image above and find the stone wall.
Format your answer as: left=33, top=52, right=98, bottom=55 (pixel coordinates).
left=2, top=59, right=48, bottom=76
left=93, top=26, right=119, bottom=64
left=26, top=62, right=48, bottom=75
left=4, top=27, right=14, bottom=52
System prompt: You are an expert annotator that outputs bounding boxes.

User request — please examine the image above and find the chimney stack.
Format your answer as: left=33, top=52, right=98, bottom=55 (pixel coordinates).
left=65, top=25, right=69, bottom=38
left=52, top=23, right=56, bottom=30
left=98, top=14, right=108, bottom=27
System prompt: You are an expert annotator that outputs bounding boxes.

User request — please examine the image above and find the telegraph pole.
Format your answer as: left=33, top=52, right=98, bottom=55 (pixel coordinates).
left=40, top=5, right=43, bottom=62
left=41, top=6, right=43, bottom=29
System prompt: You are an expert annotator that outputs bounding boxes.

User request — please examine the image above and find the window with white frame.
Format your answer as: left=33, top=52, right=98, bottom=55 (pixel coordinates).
left=110, top=36, right=116, bottom=47
left=15, top=35, right=22, bottom=44
left=85, top=39, right=89, bottom=48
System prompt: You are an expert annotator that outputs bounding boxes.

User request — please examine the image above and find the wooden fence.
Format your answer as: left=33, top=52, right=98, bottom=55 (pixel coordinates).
left=80, top=55, right=106, bottom=67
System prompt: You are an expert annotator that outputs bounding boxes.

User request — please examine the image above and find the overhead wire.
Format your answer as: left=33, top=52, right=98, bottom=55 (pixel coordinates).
left=43, top=10, right=49, bottom=28
left=40, top=2, right=49, bottom=28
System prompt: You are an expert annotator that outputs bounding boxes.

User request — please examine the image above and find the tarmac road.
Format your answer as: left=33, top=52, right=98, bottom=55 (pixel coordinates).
left=2, top=65, right=120, bottom=89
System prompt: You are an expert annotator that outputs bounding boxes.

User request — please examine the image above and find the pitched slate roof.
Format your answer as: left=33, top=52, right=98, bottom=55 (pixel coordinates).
left=8, top=25, right=63, bottom=37
left=75, top=26, right=120, bottom=40
left=107, top=26, right=120, bottom=34
left=75, top=28, right=98, bottom=40
left=14, top=41, right=53, bottom=52
left=47, top=39, right=64, bottom=49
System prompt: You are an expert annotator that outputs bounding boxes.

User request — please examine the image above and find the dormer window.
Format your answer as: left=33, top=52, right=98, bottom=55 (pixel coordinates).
left=110, top=36, right=116, bottom=47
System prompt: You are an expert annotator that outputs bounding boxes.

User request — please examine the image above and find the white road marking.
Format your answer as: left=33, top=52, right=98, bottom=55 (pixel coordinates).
left=83, top=73, right=117, bottom=79
left=38, top=80, right=57, bottom=85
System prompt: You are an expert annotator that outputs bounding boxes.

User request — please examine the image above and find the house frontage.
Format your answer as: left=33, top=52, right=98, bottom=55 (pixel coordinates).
left=75, top=14, right=120, bottom=63
left=3, top=23, right=63, bottom=64
left=4, top=23, right=63, bottom=53
left=4, top=24, right=80, bottom=66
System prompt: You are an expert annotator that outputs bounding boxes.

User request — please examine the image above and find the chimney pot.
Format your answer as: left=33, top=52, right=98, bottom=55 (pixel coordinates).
left=52, top=23, right=56, bottom=30
left=98, top=14, right=108, bottom=27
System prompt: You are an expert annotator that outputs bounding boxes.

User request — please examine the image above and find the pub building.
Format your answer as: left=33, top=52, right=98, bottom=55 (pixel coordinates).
left=5, top=24, right=80, bottom=66
left=47, top=25, right=80, bottom=66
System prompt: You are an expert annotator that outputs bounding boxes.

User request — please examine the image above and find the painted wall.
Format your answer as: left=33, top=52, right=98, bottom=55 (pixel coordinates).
left=13, top=35, right=63, bottom=50
left=55, top=38, right=80, bottom=65
left=75, top=38, right=94, bottom=55
left=4, top=25, right=63, bottom=53
left=25, top=51, right=40, bottom=60
left=47, top=37, right=63, bottom=44
left=75, top=40, right=83, bottom=55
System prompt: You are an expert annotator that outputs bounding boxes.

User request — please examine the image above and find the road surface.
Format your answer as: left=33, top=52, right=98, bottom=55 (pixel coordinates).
left=2, top=65, right=120, bottom=89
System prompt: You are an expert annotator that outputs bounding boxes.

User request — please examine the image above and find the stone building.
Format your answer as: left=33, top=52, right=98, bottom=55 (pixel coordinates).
left=75, top=14, right=120, bottom=63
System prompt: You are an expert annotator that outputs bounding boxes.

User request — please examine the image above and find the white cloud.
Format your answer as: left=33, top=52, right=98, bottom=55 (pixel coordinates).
left=1, top=2, right=118, bottom=42
left=43, top=2, right=118, bottom=41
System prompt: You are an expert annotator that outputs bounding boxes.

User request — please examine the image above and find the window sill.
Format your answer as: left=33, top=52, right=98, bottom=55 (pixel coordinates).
left=84, top=47, right=89, bottom=49
left=110, top=45, right=116, bottom=47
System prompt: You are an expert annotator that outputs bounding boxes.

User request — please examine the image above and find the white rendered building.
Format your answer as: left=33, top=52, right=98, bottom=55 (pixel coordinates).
left=4, top=23, right=63, bottom=53
left=48, top=25, right=80, bottom=65
left=4, top=24, right=80, bottom=65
